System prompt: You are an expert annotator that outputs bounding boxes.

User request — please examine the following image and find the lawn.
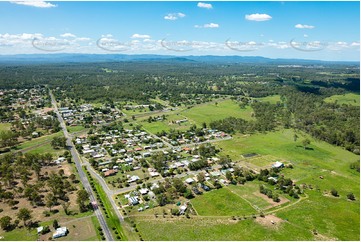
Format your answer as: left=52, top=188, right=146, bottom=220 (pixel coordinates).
left=57, top=216, right=98, bottom=241
left=191, top=188, right=257, bottom=216
left=0, top=227, right=38, bottom=241
left=67, top=125, right=86, bottom=133
left=324, top=93, right=360, bottom=106
left=181, top=99, right=254, bottom=126
left=0, top=123, right=11, bottom=132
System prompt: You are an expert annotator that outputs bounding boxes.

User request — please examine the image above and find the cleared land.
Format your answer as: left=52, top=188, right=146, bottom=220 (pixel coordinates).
left=324, top=93, right=360, bottom=106
left=191, top=188, right=256, bottom=216
left=181, top=99, right=254, bottom=126
left=256, top=95, right=281, bottom=104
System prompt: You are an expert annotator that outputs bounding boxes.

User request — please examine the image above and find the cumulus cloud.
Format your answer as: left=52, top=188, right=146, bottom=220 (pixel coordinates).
left=295, top=24, right=315, bottom=29
left=131, top=34, right=151, bottom=39
left=164, top=12, right=186, bottom=20
left=245, top=13, right=272, bottom=21
left=195, top=23, right=219, bottom=28
left=10, top=1, right=57, bottom=8
left=61, top=33, right=76, bottom=38
left=197, top=2, right=212, bottom=9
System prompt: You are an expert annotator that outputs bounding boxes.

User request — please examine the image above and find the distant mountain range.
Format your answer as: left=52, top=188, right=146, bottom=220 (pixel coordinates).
left=0, top=54, right=358, bottom=65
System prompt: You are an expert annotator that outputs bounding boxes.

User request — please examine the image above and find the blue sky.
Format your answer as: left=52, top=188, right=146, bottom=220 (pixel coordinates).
left=0, top=1, right=359, bottom=61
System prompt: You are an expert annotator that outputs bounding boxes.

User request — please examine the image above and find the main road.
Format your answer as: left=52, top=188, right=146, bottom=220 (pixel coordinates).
left=49, top=90, right=114, bottom=241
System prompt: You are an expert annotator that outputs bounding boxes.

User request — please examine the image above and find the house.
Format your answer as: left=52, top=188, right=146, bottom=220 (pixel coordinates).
left=104, top=169, right=117, bottom=177
left=179, top=205, right=187, bottom=215
left=139, top=188, right=149, bottom=195
left=52, top=227, right=67, bottom=239
left=185, top=178, right=195, bottom=184
left=272, top=161, right=284, bottom=169
left=128, top=175, right=140, bottom=183
left=143, top=152, right=151, bottom=158
left=149, top=171, right=160, bottom=177
left=268, top=177, right=278, bottom=182
left=128, top=196, right=139, bottom=205
left=210, top=171, right=221, bottom=177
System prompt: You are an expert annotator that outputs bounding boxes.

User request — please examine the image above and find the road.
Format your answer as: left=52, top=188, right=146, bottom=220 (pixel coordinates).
left=49, top=90, right=114, bottom=241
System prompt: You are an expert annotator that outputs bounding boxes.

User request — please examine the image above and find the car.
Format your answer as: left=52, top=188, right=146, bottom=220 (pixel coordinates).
left=192, top=187, right=202, bottom=195
left=200, top=184, right=210, bottom=191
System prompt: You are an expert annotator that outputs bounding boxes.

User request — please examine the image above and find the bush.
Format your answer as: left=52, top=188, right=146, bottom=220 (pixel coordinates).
left=347, top=193, right=356, bottom=200
left=331, top=188, right=339, bottom=197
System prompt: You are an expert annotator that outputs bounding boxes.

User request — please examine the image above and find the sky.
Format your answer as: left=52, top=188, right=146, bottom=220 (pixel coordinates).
left=0, top=1, right=359, bottom=61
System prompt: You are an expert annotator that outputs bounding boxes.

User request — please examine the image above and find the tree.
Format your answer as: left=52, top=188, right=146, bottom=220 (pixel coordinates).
left=61, top=201, right=70, bottom=215
left=51, top=136, right=67, bottom=149
left=53, top=219, right=59, bottom=229
left=197, top=173, right=205, bottom=184
left=0, top=216, right=12, bottom=231
left=45, top=193, right=57, bottom=212
left=347, top=193, right=355, bottom=201
left=17, top=208, right=32, bottom=227
left=302, top=138, right=311, bottom=149
left=76, top=189, right=89, bottom=212
left=293, top=133, right=299, bottom=142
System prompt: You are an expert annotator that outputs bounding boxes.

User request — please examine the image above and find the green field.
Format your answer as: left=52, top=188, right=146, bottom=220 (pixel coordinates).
left=13, top=131, right=64, bottom=155
left=227, top=182, right=279, bottom=211
left=139, top=113, right=194, bottom=134
left=182, top=99, right=254, bottom=126
left=0, top=123, right=11, bottom=132
left=191, top=188, right=257, bottom=216
left=67, top=125, right=86, bottom=133
left=256, top=95, right=281, bottom=104
left=136, top=217, right=315, bottom=241
left=324, top=93, right=360, bottom=106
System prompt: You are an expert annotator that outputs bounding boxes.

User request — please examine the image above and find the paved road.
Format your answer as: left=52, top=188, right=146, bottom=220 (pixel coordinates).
left=49, top=90, right=114, bottom=241
left=82, top=158, right=125, bottom=222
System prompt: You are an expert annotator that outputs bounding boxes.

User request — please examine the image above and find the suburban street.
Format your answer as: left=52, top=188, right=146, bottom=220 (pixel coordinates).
left=49, top=90, right=114, bottom=241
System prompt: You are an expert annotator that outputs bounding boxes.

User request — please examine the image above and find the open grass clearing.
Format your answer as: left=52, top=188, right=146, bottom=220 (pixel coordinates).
left=181, top=99, right=254, bottom=126
left=324, top=93, right=359, bottom=106
left=256, top=95, right=281, bottom=104
left=191, top=188, right=257, bottom=216
left=135, top=216, right=315, bottom=240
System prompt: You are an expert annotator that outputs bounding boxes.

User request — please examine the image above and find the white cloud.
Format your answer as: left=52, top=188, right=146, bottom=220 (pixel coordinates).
left=61, top=33, right=76, bottom=38
left=295, top=24, right=315, bottom=29
left=304, top=34, right=308, bottom=38
left=164, top=12, right=186, bottom=21
left=131, top=34, right=151, bottom=39
left=351, top=42, right=360, bottom=47
left=245, top=13, right=272, bottom=22
left=195, top=23, right=219, bottom=28
left=197, top=2, right=213, bottom=9
left=101, top=34, right=113, bottom=38
left=204, top=23, right=219, bottom=28
left=10, top=1, right=57, bottom=8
